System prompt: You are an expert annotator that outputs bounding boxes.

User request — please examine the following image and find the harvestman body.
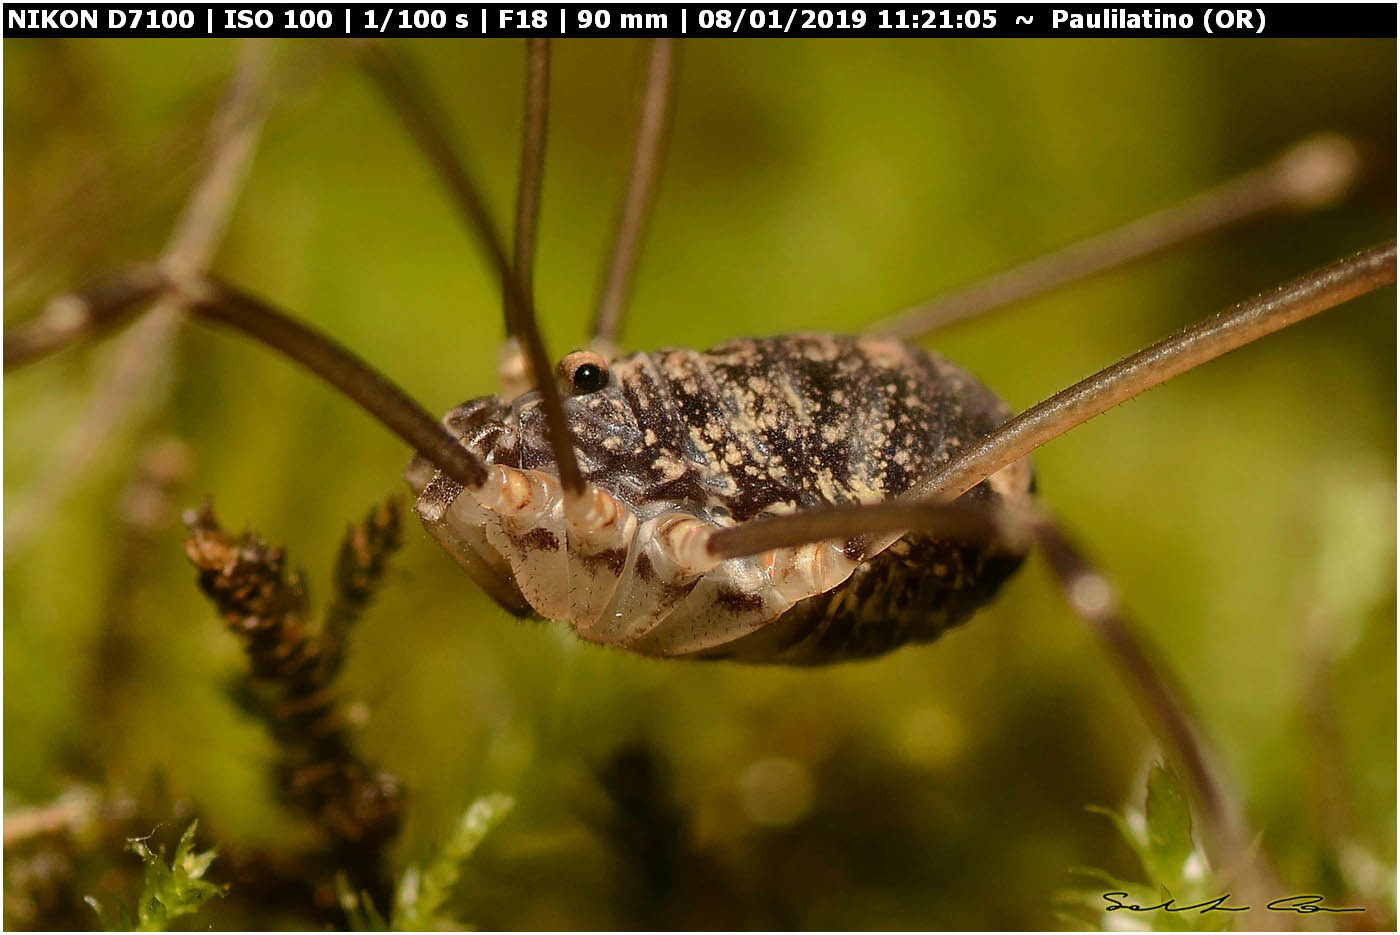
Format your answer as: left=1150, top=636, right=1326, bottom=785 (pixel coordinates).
left=407, top=334, right=1031, bottom=663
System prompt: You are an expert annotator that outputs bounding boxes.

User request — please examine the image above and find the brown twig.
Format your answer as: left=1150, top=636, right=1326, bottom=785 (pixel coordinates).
left=4, top=41, right=272, bottom=553
left=183, top=498, right=405, bottom=908
left=319, top=499, right=403, bottom=684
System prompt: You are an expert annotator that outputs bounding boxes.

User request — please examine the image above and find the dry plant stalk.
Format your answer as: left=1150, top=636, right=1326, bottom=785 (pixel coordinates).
left=183, top=497, right=405, bottom=901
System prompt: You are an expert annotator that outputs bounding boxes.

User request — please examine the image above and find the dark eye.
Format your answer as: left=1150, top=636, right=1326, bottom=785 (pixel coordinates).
left=559, top=350, right=611, bottom=395
left=571, top=362, right=608, bottom=394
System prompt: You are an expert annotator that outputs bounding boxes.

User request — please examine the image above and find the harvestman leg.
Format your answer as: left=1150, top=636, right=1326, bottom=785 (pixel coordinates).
left=365, top=38, right=555, bottom=401
left=6, top=269, right=492, bottom=490
left=498, top=38, right=552, bottom=400
left=1029, top=514, right=1270, bottom=899
left=867, top=132, right=1363, bottom=341
left=589, top=39, right=679, bottom=356
left=362, top=38, right=678, bottom=485
left=362, top=43, right=584, bottom=495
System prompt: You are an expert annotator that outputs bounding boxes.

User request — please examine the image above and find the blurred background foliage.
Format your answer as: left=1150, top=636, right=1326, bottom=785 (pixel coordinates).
left=3, top=37, right=1395, bottom=930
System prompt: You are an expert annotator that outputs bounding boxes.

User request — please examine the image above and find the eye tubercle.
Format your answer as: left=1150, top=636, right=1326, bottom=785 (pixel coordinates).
left=558, top=350, right=611, bottom=395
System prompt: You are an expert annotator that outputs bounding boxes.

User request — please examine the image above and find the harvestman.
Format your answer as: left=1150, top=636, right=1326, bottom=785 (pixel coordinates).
left=5, top=39, right=1395, bottom=900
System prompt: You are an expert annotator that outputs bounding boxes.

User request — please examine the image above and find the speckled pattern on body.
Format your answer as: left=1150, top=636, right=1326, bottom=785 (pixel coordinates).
left=411, top=333, right=1031, bottom=664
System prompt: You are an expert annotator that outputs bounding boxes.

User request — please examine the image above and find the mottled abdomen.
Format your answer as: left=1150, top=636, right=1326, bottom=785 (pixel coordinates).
left=409, top=334, right=1031, bottom=665
left=698, top=529, right=1026, bottom=664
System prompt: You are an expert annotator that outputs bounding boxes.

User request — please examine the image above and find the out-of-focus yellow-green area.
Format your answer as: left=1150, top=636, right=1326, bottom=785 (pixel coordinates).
left=4, top=38, right=1395, bottom=930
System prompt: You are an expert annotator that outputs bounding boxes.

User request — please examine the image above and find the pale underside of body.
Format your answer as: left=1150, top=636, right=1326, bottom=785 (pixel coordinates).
left=407, top=333, right=1032, bottom=664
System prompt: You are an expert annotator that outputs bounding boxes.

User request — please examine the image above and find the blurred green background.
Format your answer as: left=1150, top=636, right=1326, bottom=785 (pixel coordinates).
left=4, top=38, right=1395, bottom=929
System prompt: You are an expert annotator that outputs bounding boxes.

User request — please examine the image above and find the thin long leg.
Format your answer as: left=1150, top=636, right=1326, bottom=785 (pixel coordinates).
left=706, top=241, right=1395, bottom=560
left=359, top=45, right=516, bottom=328
left=186, top=276, right=490, bottom=490
left=867, top=134, right=1362, bottom=342
left=512, top=39, right=550, bottom=319
left=7, top=266, right=491, bottom=491
left=707, top=499, right=1027, bottom=562
left=915, top=240, right=1395, bottom=502
left=499, top=39, right=551, bottom=400
left=361, top=45, right=583, bottom=494
left=590, top=39, right=678, bottom=352
left=1032, top=515, right=1281, bottom=912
